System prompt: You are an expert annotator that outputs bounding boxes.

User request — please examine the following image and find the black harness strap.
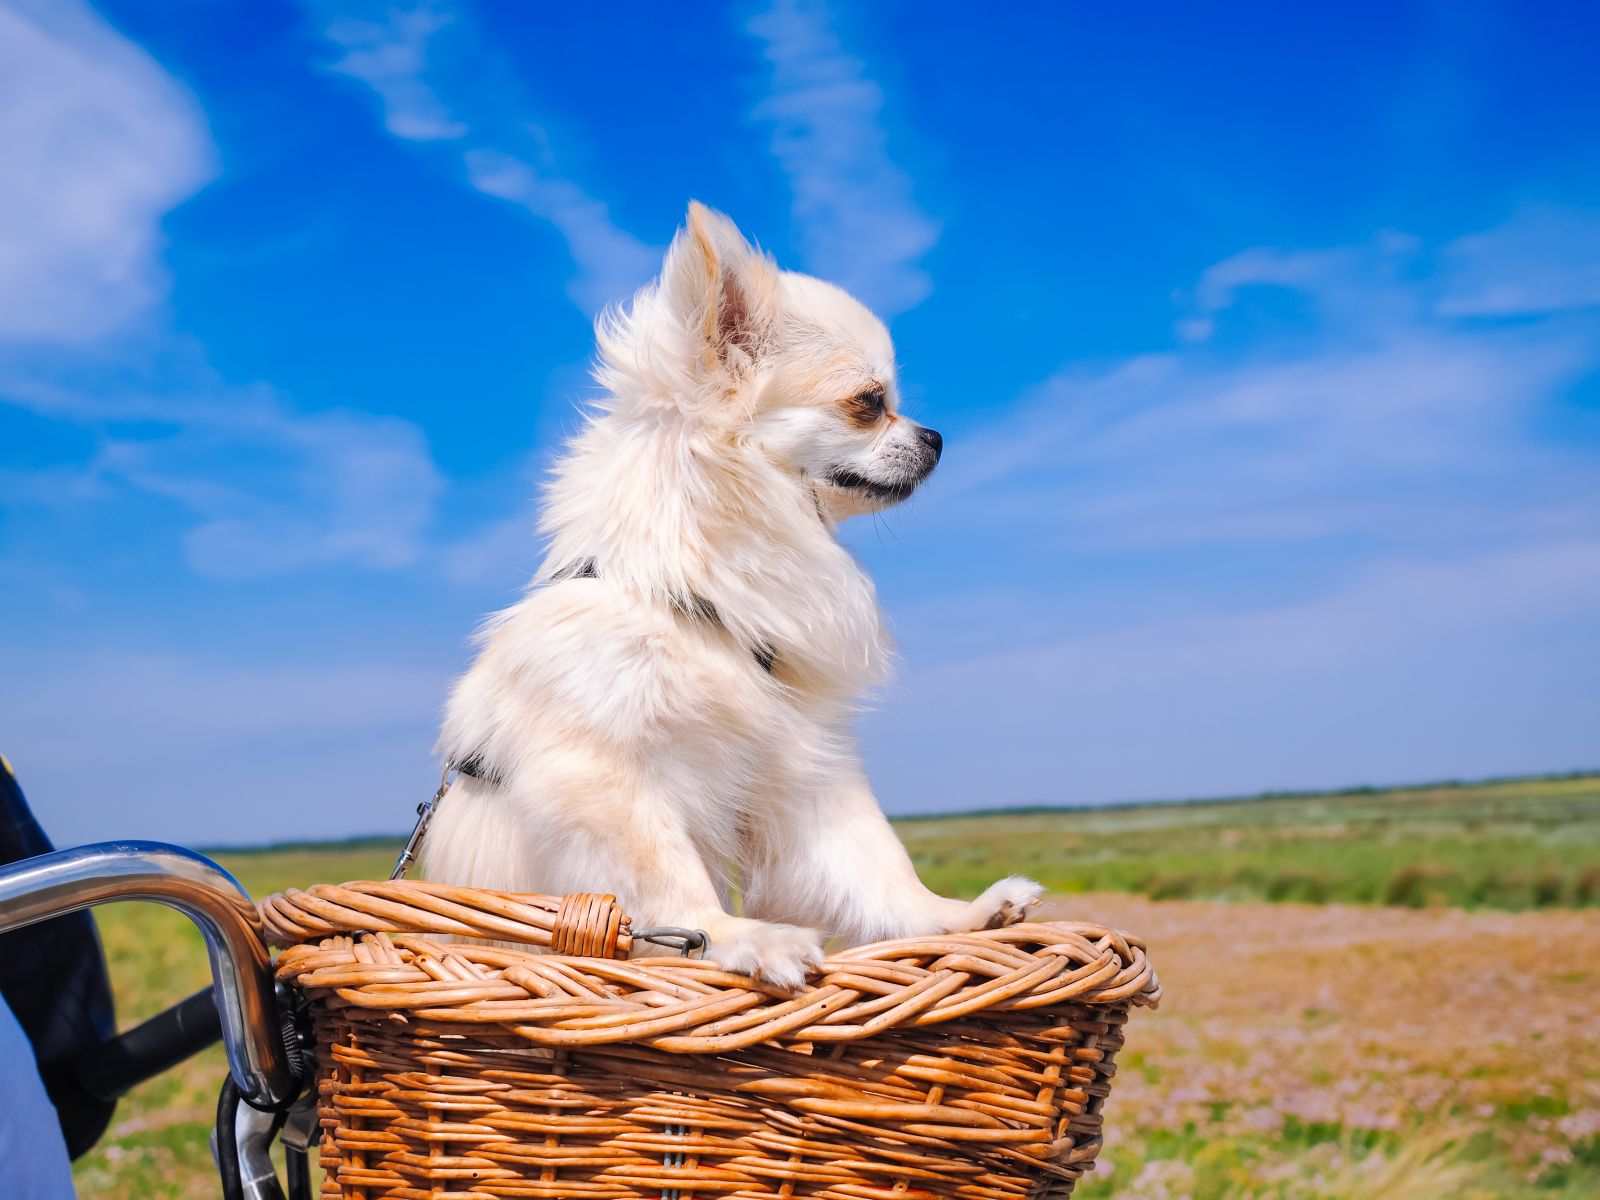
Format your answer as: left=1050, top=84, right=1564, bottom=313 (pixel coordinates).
left=449, top=559, right=776, bottom=789
left=550, top=558, right=776, bottom=676
left=453, top=753, right=501, bottom=786
left=549, top=557, right=599, bottom=582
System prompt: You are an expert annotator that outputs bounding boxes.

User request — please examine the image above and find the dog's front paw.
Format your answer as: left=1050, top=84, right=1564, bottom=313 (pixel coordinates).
left=958, top=875, right=1043, bottom=931
left=708, top=919, right=824, bottom=990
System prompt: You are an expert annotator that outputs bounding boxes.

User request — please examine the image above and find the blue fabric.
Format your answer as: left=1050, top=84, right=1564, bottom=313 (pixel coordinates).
left=0, top=758, right=117, bottom=1156
left=0, top=992, right=77, bottom=1199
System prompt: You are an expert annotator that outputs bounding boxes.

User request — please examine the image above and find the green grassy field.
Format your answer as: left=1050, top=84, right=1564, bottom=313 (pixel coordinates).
left=902, top=772, right=1600, bottom=909
left=67, top=771, right=1600, bottom=1198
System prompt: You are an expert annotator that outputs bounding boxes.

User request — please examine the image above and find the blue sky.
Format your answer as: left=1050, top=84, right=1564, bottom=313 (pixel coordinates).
left=2, top=0, right=1597, bottom=847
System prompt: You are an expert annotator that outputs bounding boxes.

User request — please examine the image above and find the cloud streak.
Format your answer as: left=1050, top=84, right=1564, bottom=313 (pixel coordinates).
left=0, top=2, right=446, bottom=581
left=0, top=646, right=449, bottom=844
left=305, top=0, right=656, bottom=313
left=1436, top=203, right=1600, bottom=317
left=4, top=363, right=445, bottom=579
left=321, top=2, right=467, bottom=141
left=868, top=538, right=1600, bottom=812
left=0, top=0, right=215, bottom=343
left=465, top=149, right=657, bottom=314
left=106, top=394, right=443, bottom=579
left=857, top=212, right=1600, bottom=811
left=933, top=221, right=1600, bottom=556
left=747, top=0, right=939, bottom=316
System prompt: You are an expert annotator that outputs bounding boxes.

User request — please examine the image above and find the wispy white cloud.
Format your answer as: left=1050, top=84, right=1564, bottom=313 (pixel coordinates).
left=1188, top=208, right=1600, bottom=331
left=4, top=365, right=445, bottom=579
left=302, top=0, right=655, bottom=313
left=321, top=2, right=467, bottom=141
left=465, top=149, right=657, bottom=314
left=747, top=0, right=939, bottom=316
left=1182, top=231, right=1424, bottom=341
left=859, top=210, right=1600, bottom=808
left=0, top=0, right=215, bottom=343
left=0, top=3, right=449, bottom=839
left=439, top=509, right=534, bottom=588
left=0, top=1, right=445, bottom=581
left=1436, top=203, right=1600, bottom=317
left=107, top=395, right=443, bottom=579
left=868, top=539, right=1600, bottom=811
left=0, top=646, right=448, bottom=844
left=935, top=218, right=1600, bottom=554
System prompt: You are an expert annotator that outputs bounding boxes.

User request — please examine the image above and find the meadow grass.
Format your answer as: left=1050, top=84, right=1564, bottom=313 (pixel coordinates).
left=903, top=771, right=1600, bottom=910
left=67, top=771, right=1600, bottom=1197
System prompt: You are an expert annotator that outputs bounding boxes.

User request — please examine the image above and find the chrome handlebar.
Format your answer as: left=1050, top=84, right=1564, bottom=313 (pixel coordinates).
left=0, top=840, right=293, bottom=1108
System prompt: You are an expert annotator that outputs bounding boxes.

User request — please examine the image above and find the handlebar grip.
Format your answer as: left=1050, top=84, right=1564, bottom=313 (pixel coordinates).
left=73, top=986, right=222, bottom=1102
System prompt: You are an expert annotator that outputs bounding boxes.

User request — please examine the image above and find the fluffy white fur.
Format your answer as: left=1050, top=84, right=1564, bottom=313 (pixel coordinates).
left=426, top=203, right=1039, bottom=987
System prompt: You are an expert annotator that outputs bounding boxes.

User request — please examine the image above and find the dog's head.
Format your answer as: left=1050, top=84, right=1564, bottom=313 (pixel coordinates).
left=597, top=202, right=941, bottom=520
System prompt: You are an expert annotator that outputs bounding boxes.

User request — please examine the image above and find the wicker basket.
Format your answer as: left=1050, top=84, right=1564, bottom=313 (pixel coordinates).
left=263, top=881, right=1159, bottom=1200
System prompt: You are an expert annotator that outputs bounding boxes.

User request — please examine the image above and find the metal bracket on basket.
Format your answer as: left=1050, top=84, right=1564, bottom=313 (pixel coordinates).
left=278, top=1088, right=321, bottom=1200
left=630, top=926, right=707, bottom=958
left=391, top=767, right=452, bottom=880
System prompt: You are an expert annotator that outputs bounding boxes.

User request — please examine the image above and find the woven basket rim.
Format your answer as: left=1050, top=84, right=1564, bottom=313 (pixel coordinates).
left=265, top=879, right=1160, bottom=1053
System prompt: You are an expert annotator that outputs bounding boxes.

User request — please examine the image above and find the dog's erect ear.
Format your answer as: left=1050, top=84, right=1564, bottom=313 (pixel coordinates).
left=660, top=201, right=778, bottom=378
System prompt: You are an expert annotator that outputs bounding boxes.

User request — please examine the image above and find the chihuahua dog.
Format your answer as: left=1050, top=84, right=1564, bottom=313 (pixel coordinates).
left=426, top=203, right=1040, bottom=986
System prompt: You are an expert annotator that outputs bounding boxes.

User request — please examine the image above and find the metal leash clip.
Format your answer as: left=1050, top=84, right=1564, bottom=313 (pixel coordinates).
left=629, top=927, right=708, bottom=958
left=390, top=766, right=453, bottom=880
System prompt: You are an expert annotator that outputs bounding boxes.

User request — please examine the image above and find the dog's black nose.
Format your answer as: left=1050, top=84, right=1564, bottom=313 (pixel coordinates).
left=916, top=426, right=943, bottom=461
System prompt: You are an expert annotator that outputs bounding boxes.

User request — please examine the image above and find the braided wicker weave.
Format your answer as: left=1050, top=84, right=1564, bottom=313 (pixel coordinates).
left=265, top=881, right=1159, bottom=1199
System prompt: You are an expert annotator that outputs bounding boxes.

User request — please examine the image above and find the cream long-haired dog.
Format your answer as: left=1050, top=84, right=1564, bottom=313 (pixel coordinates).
left=425, top=203, right=1040, bottom=987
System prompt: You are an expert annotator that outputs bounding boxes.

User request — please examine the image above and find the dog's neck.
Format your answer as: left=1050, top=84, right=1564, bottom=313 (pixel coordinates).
left=538, top=411, right=891, bottom=697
